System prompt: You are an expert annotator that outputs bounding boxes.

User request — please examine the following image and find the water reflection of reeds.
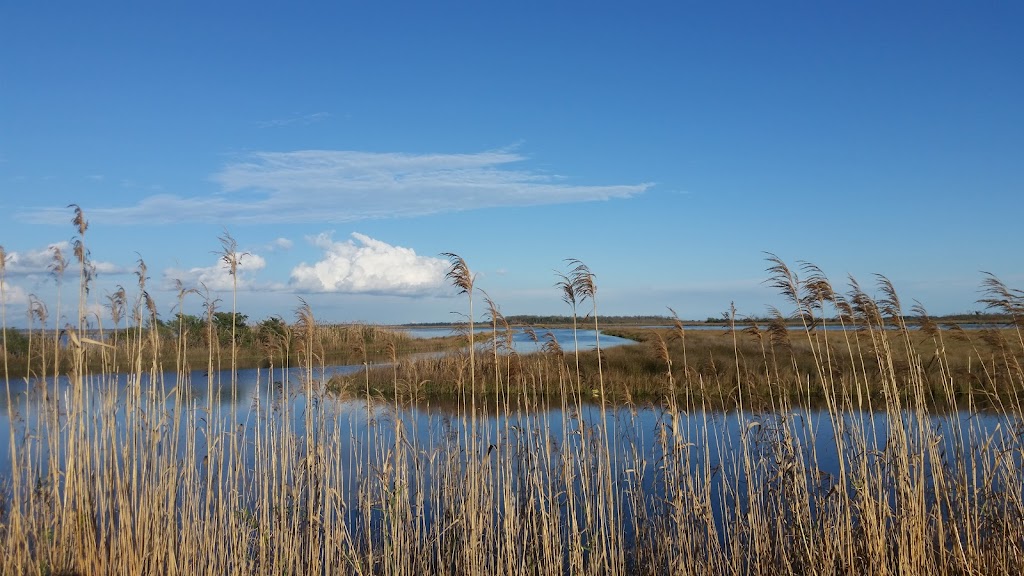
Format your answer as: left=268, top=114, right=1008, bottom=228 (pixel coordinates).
left=2, top=222, right=1022, bottom=573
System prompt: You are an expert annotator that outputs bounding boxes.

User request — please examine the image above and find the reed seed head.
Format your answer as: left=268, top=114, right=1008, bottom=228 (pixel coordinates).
left=217, top=231, right=249, bottom=277
left=136, top=257, right=148, bottom=291
left=442, top=252, right=474, bottom=295
left=555, top=272, right=576, bottom=308
left=49, top=245, right=68, bottom=278
left=68, top=204, right=88, bottom=236
left=566, top=258, right=596, bottom=302
left=764, top=253, right=800, bottom=308
left=979, top=272, right=1024, bottom=318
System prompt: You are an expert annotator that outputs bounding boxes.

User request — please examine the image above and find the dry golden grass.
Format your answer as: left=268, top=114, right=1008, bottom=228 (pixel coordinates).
left=0, top=213, right=1022, bottom=574
left=339, top=323, right=1023, bottom=413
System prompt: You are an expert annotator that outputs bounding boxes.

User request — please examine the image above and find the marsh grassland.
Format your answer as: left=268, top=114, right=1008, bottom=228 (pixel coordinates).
left=1, top=209, right=1022, bottom=575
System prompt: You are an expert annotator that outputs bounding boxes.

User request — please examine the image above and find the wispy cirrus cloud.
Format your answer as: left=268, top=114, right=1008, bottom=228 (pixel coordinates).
left=290, top=233, right=449, bottom=296
left=255, top=112, right=331, bottom=128
left=22, top=195, right=230, bottom=226
left=18, top=149, right=653, bottom=225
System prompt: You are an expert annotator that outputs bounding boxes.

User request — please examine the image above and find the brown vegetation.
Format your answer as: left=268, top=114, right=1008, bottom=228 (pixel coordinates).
left=0, top=211, right=1022, bottom=574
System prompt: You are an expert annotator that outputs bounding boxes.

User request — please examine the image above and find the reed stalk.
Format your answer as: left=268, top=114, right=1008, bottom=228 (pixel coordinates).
left=0, top=215, right=1022, bottom=574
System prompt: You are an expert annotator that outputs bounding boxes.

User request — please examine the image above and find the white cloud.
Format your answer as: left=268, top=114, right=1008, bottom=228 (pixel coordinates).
left=290, top=233, right=448, bottom=296
left=268, top=237, right=294, bottom=251
left=4, top=242, right=70, bottom=275
left=83, top=301, right=108, bottom=324
left=164, top=252, right=268, bottom=292
left=19, top=149, right=653, bottom=225
left=255, top=112, right=332, bottom=128
left=92, top=261, right=128, bottom=275
left=3, top=242, right=128, bottom=277
left=0, top=279, right=29, bottom=309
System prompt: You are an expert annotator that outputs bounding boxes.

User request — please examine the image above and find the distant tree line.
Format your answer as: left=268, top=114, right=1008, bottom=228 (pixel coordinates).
left=502, top=315, right=677, bottom=326
left=701, top=311, right=1016, bottom=325
left=0, top=313, right=292, bottom=359
left=403, top=315, right=679, bottom=327
left=3, top=309, right=1015, bottom=362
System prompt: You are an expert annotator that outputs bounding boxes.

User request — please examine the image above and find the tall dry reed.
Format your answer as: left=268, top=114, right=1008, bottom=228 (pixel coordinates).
left=0, top=211, right=1021, bottom=574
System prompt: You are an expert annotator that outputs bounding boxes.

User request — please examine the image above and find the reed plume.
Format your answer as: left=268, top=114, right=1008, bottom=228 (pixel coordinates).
left=2, top=209, right=1022, bottom=575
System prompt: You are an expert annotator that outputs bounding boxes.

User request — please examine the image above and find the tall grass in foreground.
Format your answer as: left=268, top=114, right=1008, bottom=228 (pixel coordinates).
left=1, top=219, right=1023, bottom=574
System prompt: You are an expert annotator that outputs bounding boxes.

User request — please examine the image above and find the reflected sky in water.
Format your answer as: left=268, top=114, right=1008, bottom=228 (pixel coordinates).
left=1, top=356, right=1018, bottom=500
left=397, top=327, right=636, bottom=352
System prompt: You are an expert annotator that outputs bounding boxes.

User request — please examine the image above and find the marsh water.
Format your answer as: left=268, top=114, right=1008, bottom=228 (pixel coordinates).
left=1, top=363, right=1016, bottom=495
left=1, top=325, right=1020, bottom=539
left=398, top=325, right=635, bottom=350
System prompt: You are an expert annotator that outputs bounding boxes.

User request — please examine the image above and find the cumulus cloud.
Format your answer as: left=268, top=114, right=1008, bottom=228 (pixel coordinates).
left=3, top=243, right=67, bottom=275
left=268, top=237, right=294, bottom=251
left=164, top=252, right=268, bottom=292
left=83, top=301, right=108, bottom=323
left=290, top=233, right=448, bottom=296
left=19, top=149, right=652, bottom=225
left=0, top=279, right=29, bottom=309
left=3, top=241, right=127, bottom=277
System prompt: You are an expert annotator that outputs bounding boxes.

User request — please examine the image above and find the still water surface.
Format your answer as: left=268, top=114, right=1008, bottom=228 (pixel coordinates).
left=1, top=350, right=1016, bottom=499
left=398, top=326, right=635, bottom=351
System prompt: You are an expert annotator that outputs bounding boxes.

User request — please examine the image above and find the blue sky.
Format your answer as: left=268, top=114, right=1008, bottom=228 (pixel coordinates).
left=1, top=2, right=1021, bottom=327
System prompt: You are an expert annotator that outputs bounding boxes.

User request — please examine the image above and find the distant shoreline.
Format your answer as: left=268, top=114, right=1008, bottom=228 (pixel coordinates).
left=393, top=313, right=1017, bottom=330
